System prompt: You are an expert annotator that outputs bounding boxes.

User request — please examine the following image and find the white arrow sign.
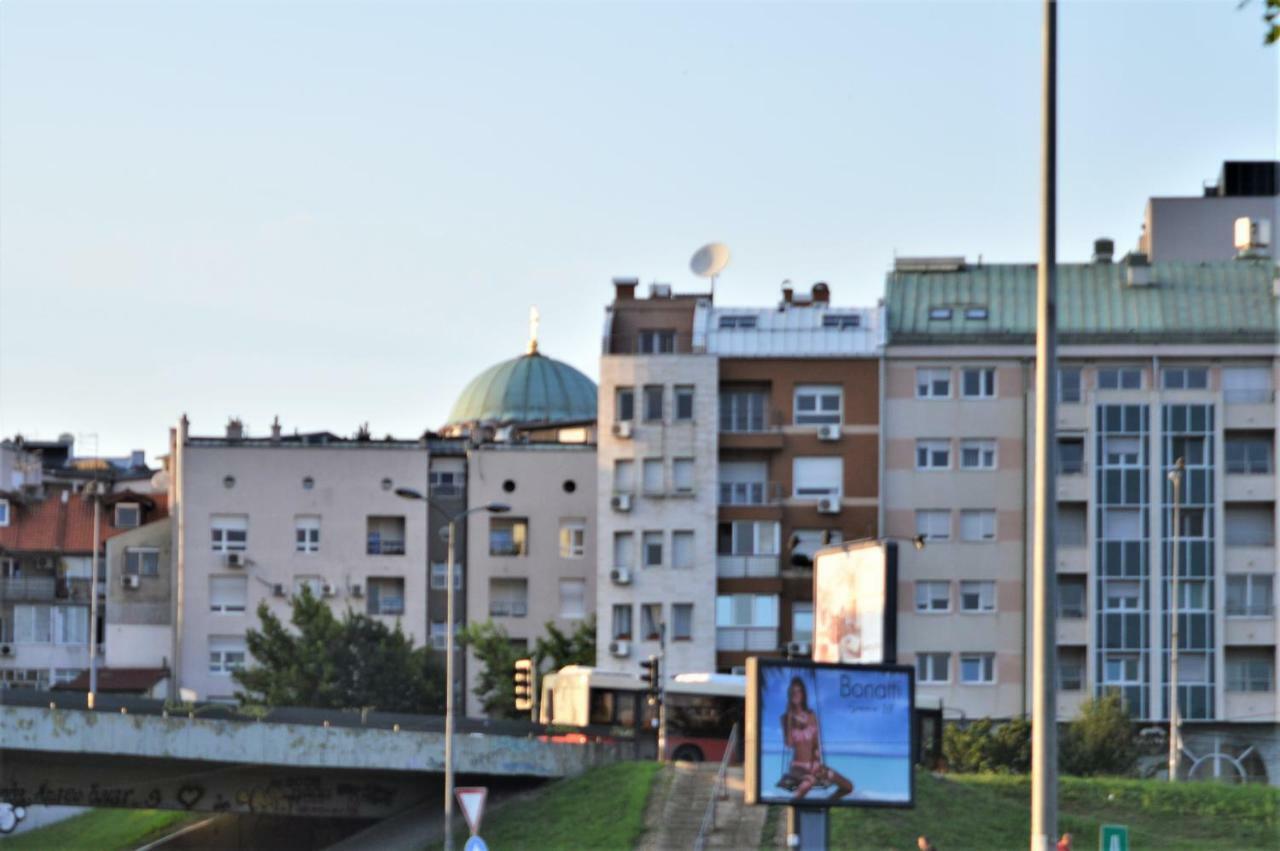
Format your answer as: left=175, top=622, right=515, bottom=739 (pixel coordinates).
left=455, top=786, right=488, bottom=836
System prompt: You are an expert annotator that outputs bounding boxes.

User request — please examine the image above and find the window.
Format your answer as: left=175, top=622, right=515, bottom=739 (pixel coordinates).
left=643, top=385, right=664, bottom=422
left=794, top=385, right=842, bottom=426
left=613, top=532, right=634, bottom=569
left=959, top=580, right=996, bottom=612
left=916, top=653, right=950, bottom=683
left=672, top=458, right=695, bottom=494
left=366, top=516, right=406, bottom=555
left=1058, top=438, right=1084, bottom=474
left=673, top=604, right=693, bottom=641
left=641, top=603, right=663, bottom=640
left=792, top=602, right=814, bottom=643
left=719, top=389, right=768, bottom=432
left=489, top=517, right=528, bottom=556
left=616, top=387, right=635, bottom=421
left=960, top=439, right=996, bottom=470
left=960, top=653, right=995, bottom=684
left=672, top=531, right=695, bottom=569
left=915, top=368, right=950, bottom=399
left=1226, top=435, right=1272, bottom=474
left=719, top=314, right=757, bottom=329
left=1170, top=435, right=1206, bottom=466
left=210, top=515, right=248, bottom=552
left=638, top=329, right=676, bottom=353
left=1103, top=436, right=1141, bottom=467
left=717, top=520, right=780, bottom=556
left=559, top=519, right=586, bottom=558
left=14, top=605, right=87, bottom=645
left=1226, top=574, right=1274, bottom=617
left=1059, top=652, right=1085, bottom=691
left=964, top=307, right=988, bottom=320
left=1177, top=579, right=1209, bottom=612
left=1097, top=367, right=1142, bottom=390
left=209, top=636, right=247, bottom=674
left=1225, top=506, right=1274, bottom=546
left=643, top=531, right=663, bottom=567
left=916, top=439, right=951, bottom=470
left=793, top=457, right=842, bottom=499
left=1058, top=368, right=1082, bottom=403
left=367, top=577, right=405, bottom=615
left=1058, top=577, right=1086, bottom=618
left=0, top=499, right=8, bottom=526
left=1176, top=508, right=1207, bottom=539
left=674, top=386, right=695, bottom=421
left=295, top=516, right=320, bottom=553
left=960, top=367, right=995, bottom=399
left=960, top=510, right=996, bottom=542
left=1103, top=581, right=1141, bottom=611
left=822, top=314, right=861, bottom=329
left=715, top=594, right=779, bottom=627
left=429, top=469, right=463, bottom=497
left=1102, top=508, right=1142, bottom=540
left=430, top=562, right=462, bottom=590
left=928, top=307, right=952, bottom=321
left=1162, top=367, right=1208, bottom=390
left=559, top=579, right=586, bottom=619
left=915, top=581, right=950, bottom=613
left=489, top=578, right=528, bottom=617
left=612, top=604, right=633, bottom=640
left=114, top=503, right=140, bottom=528
left=124, top=548, right=160, bottom=577
left=1102, top=654, right=1140, bottom=686
left=642, top=459, right=664, bottom=494
left=1222, top=366, right=1272, bottom=404
left=614, top=459, right=635, bottom=493
left=293, top=575, right=325, bottom=598
left=916, top=510, right=950, bottom=541
left=1226, top=655, right=1274, bottom=692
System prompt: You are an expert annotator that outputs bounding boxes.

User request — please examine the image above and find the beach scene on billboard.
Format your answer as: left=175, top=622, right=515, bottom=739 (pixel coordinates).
left=813, top=542, right=888, bottom=664
left=757, top=663, right=912, bottom=806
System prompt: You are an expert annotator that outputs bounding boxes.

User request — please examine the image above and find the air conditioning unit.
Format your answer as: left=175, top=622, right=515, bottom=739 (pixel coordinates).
left=610, top=567, right=632, bottom=586
left=817, top=424, right=841, bottom=442
left=271, top=583, right=287, bottom=598
left=786, top=641, right=811, bottom=657
left=609, top=640, right=631, bottom=658
left=0, top=644, right=12, bottom=657
left=611, top=493, right=632, bottom=512
left=817, top=497, right=841, bottom=515
left=349, top=584, right=364, bottom=598
left=222, top=552, right=245, bottom=568
left=121, top=575, right=141, bottom=590
left=321, top=582, right=337, bottom=598
left=612, top=421, right=633, bottom=439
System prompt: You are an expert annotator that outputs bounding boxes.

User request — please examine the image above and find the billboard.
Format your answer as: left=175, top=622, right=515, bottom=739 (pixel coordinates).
left=745, top=659, right=914, bottom=808
left=812, top=539, right=898, bottom=665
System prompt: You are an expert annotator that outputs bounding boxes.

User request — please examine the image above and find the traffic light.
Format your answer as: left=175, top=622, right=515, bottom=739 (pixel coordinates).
left=640, top=655, right=660, bottom=693
left=513, top=658, right=534, bottom=712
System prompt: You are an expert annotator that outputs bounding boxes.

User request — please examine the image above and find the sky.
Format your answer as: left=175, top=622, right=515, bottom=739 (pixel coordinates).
left=1, top=1, right=1276, bottom=460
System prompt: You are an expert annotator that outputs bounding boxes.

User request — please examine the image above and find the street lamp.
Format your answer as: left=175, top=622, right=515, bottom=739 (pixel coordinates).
left=1167, top=456, right=1185, bottom=783
left=395, top=487, right=508, bottom=851
left=86, top=479, right=105, bottom=710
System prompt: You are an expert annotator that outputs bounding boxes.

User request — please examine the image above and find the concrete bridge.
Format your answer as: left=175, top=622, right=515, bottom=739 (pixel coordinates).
left=0, top=691, right=634, bottom=820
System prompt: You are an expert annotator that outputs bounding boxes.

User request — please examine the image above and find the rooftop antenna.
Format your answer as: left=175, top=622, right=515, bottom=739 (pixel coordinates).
left=690, top=242, right=730, bottom=298
left=527, top=305, right=540, bottom=354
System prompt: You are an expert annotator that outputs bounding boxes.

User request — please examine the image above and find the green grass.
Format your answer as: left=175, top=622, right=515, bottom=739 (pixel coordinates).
left=435, top=761, right=662, bottom=851
left=0, top=809, right=198, bottom=851
left=766, top=770, right=1280, bottom=850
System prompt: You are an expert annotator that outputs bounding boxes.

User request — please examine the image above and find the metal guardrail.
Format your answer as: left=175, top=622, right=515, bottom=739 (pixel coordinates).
left=692, top=721, right=740, bottom=851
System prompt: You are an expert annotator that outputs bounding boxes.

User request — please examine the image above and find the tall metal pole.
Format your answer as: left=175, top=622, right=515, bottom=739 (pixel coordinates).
left=87, top=482, right=102, bottom=708
left=1030, top=1, right=1059, bottom=848
left=444, top=515, right=457, bottom=851
left=1168, top=458, right=1185, bottom=781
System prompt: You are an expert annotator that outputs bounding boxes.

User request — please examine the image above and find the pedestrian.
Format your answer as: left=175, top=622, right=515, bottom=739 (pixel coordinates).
left=917, top=836, right=937, bottom=851
left=1056, top=832, right=1073, bottom=851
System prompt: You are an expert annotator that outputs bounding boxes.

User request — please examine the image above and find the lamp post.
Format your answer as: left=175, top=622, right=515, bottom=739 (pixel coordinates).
left=87, top=480, right=104, bottom=709
left=396, top=487, right=508, bottom=851
left=1167, top=456, right=1185, bottom=782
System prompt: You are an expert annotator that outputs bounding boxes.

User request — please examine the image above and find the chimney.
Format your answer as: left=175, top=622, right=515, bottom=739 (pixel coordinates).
left=811, top=282, right=831, bottom=304
left=1092, top=238, right=1115, bottom=264
left=270, top=416, right=282, bottom=442
left=1123, top=252, right=1152, bottom=287
left=226, top=418, right=244, bottom=441
left=130, top=450, right=145, bottom=469
left=612, top=277, right=638, bottom=301
left=780, top=280, right=794, bottom=306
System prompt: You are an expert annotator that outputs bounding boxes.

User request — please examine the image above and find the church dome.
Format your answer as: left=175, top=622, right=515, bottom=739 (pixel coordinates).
left=444, top=350, right=597, bottom=429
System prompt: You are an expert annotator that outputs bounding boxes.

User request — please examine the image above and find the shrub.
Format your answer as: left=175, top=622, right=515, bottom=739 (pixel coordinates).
left=1060, top=693, right=1138, bottom=776
left=943, top=717, right=1032, bottom=773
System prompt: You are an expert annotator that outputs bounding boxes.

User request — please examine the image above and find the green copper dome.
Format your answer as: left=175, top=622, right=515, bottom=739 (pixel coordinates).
left=445, top=351, right=597, bottom=429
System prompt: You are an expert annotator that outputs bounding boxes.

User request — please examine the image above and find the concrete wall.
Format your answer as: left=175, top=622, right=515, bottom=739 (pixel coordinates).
left=104, top=518, right=173, bottom=670
left=1142, top=196, right=1279, bottom=261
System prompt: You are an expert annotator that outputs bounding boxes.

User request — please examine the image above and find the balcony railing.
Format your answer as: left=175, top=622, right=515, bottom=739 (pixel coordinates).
left=717, top=482, right=784, bottom=507
left=0, top=576, right=57, bottom=601
left=715, top=626, right=779, bottom=652
left=716, top=554, right=781, bottom=578
left=488, top=542, right=527, bottom=557
left=1224, top=389, right=1275, bottom=404
left=489, top=600, right=528, bottom=618
left=366, top=538, right=406, bottom=556
left=718, top=409, right=785, bottom=434
left=604, top=333, right=697, bottom=355
left=429, top=483, right=466, bottom=499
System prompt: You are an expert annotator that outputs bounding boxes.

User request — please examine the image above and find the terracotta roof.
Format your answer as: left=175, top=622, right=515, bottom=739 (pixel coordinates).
left=55, top=667, right=169, bottom=693
left=0, top=491, right=169, bottom=555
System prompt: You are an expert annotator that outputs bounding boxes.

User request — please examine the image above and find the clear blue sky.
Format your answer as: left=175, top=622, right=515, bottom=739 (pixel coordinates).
left=1, top=1, right=1275, bottom=459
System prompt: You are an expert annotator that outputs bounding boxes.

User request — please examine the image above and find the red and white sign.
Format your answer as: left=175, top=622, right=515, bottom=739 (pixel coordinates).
left=455, top=787, right=488, bottom=836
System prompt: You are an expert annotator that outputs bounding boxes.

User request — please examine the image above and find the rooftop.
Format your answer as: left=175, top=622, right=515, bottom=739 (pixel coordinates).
left=0, top=490, right=169, bottom=555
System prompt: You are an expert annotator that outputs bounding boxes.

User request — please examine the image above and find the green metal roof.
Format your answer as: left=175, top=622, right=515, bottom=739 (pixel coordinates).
left=887, top=260, right=1278, bottom=344
left=445, top=351, right=597, bottom=428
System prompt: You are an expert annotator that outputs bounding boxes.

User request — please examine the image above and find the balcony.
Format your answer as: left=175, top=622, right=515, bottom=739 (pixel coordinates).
left=489, top=600, right=529, bottom=618
left=1057, top=617, right=1088, bottom=646
left=1056, top=405, right=1087, bottom=432
left=715, top=626, right=779, bottom=652
left=1056, top=475, right=1088, bottom=502
left=366, top=537, right=406, bottom=556
left=56, top=577, right=100, bottom=602
left=1225, top=617, right=1275, bottom=646
left=367, top=516, right=407, bottom=556
left=718, top=406, right=785, bottom=450
left=1224, top=474, right=1276, bottom=502
left=1056, top=547, right=1087, bottom=573
left=1224, top=392, right=1275, bottom=429
left=717, top=482, right=784, bottom=507
left=0, top=576, right=56, bottom=601
left=605, top=332, right=696, bottom=355
left=1225, top=547, right=1274, bottom=572
left=716, top=554, right=780, bottom=578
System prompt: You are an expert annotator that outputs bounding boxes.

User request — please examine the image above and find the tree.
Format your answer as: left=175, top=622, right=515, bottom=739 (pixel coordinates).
left=459, top=619, right=526, bottom=719
left=1059, top=693, right=1138, bottom=777
left=533, top=616, right=596, bottom=672
left=233, top=587, right=445, bottom=713
left=1245, top=0, right=1280, bottom=44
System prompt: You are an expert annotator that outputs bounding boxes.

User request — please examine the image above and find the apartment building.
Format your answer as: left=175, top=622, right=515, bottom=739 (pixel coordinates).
left=597, top=278, right=882, bottom=677
left=1140, top=160, right=1278, bottom=262
left=884, top=251, right=1278, bottom=778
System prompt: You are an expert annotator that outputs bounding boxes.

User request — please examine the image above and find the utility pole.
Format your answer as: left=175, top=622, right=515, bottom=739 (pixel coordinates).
left=87, top=480, right=102, bottom=709
left=1030, top=1, right=1059, bottom=849
left=1168, top=457, right=1185, bottom=782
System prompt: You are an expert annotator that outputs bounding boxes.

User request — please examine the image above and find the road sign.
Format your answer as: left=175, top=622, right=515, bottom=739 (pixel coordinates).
left=456, top=786, right=488, bottom=836
left=1099, top=824, right=1129, bottom=851
left=463, top=836, right=488, bottom=851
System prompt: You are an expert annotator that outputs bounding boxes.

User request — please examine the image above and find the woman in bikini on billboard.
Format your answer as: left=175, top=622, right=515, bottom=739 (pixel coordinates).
left=781, top=676, right=854, bottom=800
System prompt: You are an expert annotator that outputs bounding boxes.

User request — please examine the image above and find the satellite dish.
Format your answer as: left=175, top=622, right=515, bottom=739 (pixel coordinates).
left=690, top=243, right=730, bottom=279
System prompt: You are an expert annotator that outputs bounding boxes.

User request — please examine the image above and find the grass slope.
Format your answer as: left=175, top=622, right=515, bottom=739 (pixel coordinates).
left=0, top=809, right=197, bottom=851
left=804, top=771, right=1279, bottom=850
left=437, top=761, right=661, bottom=851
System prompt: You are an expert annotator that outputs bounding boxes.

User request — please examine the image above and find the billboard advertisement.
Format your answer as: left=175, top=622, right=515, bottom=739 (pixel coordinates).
left=745, top=659, right=914, bottom=808
left=812, top=539, right=898, bottom=665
